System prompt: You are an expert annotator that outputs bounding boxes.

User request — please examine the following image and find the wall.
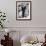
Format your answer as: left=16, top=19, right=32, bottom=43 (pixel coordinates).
left=0, top=0, right=46, bottom=27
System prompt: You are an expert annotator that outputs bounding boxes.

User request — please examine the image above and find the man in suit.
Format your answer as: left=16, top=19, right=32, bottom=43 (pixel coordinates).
left=21, top=5, right=26, bottom=17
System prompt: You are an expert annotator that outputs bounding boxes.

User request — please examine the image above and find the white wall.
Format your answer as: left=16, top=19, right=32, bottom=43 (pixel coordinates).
left=0, top=0, right=46, bottom=27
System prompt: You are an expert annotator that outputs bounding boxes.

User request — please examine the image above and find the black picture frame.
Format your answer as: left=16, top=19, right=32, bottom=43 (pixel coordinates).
left=16, top=1, right=32, bottom=20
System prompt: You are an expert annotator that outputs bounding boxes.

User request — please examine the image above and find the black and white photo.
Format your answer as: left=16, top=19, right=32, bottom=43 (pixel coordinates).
left=16, top=1, right=32, bottom=20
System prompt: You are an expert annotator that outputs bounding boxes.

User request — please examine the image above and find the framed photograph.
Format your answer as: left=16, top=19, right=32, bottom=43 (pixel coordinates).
left=16, top=1, right=32, bottom=20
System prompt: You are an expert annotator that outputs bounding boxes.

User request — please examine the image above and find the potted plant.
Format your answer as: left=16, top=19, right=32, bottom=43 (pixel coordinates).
left=0, top=10, right=6, bottom=29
